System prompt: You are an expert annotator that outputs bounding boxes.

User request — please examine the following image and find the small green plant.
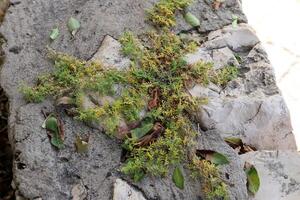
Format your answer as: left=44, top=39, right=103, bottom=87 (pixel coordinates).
left=21, top=0, right=238, bottom=198
left=147, top=0, right=193, bottom=27
left=190, top=158, right=229, bottom=200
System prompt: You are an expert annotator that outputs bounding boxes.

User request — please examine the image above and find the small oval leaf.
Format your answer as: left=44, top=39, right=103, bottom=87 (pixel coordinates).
left=68, top=17, right=80, bottom=36
left=172, top=166, right=184, bottom=190
left=211, top=152, right=230, bottom=165
left=245, top=163, right=260, bottom=194
left=131, top=123, right=153, bottom=139
left=184, top=12, right=200, bottom=27
left=45, top=116, right=59, bottom=133
left=50, top=28, right=59, bottom=40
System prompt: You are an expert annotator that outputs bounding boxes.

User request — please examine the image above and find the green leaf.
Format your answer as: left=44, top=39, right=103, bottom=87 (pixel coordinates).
left=42, top=114, right=54, bottom=129
left=211, top=152, right=230, bottom=165
left=45, top=116, right=64, bottom=149
left=184, top=12, right=200, bottom=27
left=50, top=28, right=59, bottom=40
left=245, top=163, right=260, bottom=194
left=197, top=150, right=230, bottom=165
left=75, top=135, right=89, bottom=153
left=68, top=17, right=80, bottom=36
left=131, top=122, right=153, bottom=139
left=45, top=116, right=59, bottom=133
left=172, top=166, right=184, bottom=190
left=51, top=135, right=65, bottom=149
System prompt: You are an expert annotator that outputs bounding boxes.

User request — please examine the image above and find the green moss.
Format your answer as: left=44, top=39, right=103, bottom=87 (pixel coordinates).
left=190, top=158, right=229, bottom=200
left=212, top=65, right=239, bottom=87
left=147, top=0, right=193, bottom=27
left=21, top=0, right=237, bottom=197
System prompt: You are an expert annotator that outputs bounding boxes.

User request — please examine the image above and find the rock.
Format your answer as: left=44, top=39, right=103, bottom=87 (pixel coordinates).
left=196, top=130, right=249, bottom=200
left=71, top=182, right=87, bottom=200
left=212, top=47, right=240, bottom=69
left=203, top=23, right=260, bottom=52
left=11, top=102, right=122, bottom=200
left=184, top=47, right=212, bottom=65
left=177, top=0, right=247, bottom=32
left=113, top=179, right=146, bottom=200
left=128, top=130, right=248, bottom=200
left=240, top=151, right=300, bottom=200
left=189, top=40, right=296, bottom=150
left=91, top=35, right=131, bottom=70
left=0, top=0, right=294, bottom=199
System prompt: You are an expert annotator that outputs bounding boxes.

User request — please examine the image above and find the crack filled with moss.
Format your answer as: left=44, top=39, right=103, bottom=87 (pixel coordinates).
left=21, top=0, right=238, bottom=199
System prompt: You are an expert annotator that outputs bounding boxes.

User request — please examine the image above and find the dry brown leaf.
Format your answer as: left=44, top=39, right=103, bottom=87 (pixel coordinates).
left=148, top=88, right=159, bottom=110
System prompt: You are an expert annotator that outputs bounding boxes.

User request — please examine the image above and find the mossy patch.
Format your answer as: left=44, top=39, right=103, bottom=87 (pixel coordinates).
left=21, top=0, right=239, bottom=198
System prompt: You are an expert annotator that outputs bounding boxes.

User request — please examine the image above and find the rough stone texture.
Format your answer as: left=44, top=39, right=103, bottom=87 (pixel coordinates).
left=0, top=0, right=295, bottom=200
left=126, top=130, right=248, bottom=200
left=91, top=35, right=130, bottom=70
left=188, top=25, right=296, bottom=150
left=196, top=130, right=248, bottom=200
left=113, top=179, right=146, bottom=200
left=241, top=151, right=300, bottom=200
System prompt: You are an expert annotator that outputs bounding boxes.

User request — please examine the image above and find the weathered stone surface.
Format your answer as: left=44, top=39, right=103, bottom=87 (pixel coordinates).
left=11, top=102, right=121, bottom=200
left=203, top=23, right=260, bottom=52
left=196, top=130, right=249, bottom=200
left=91, top=35, right=130, bottom=70
left=125, top=130, right=248, bottom=200
left=113, top=179, right=146, bottom=200
left=241, top=151, right=300, bottom=200
left=189, top=32, right=296, bottom=150
left=0, top=0, right=294, bottom=199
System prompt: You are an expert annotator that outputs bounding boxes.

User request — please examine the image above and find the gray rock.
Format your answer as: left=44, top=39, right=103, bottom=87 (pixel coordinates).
left=91, top=35, right=130, bottom=70
left=196, top=130, right=248, bottom=200
left=185, top=47, right=213, bottom=65
left=0, top=0, right=293, bottom=199
left=189, top=39, right=296, bottom=150
left=11, top=102, right=122, bottom=200
left=212, top=47, right=240, bottom=69
left=203, top=23, right=260, bottom=52
left=126, top=130, right=248, bottom=200
left=113, top=179, right=146, bottom=200
left=240, top=151, right=300, bottom=200
left=71, top=182, right=87, bottom=200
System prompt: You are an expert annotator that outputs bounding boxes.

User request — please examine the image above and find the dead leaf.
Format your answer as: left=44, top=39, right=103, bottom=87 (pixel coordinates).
left=136, top=122, right=165, bottom=147
left=224, top=137, right=256, bottom=154
left=148, top=88, right=159, bottom=110
left=56, top=96, right=74, bottom=106
left=75, top=135, right=89, bottom=153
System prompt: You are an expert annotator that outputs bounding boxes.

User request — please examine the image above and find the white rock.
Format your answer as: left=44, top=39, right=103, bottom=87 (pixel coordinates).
left=113, top=179, right=146, bottom=200
left=184, top=47, right=212, bottom=65
left=212, top=47, right=240, bottom=69
left=204, top=23, right=260, bottom=52
left=240, top=151, right=300, bottom=200
left=91, top=35, right=131, bottom=70
left=196, top=94, right=296, bottom=150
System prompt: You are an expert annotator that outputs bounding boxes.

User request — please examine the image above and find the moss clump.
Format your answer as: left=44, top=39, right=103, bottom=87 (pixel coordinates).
left=190, top=158, right=229, bottom=200
left=147, top=0, right=193, bottom=27
left=21, top=0, right=238, bottom=198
